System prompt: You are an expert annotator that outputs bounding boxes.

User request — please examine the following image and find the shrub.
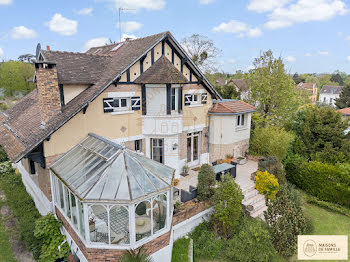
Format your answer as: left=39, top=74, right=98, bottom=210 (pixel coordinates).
left=225, top=218, right=282, bottom=262
left=0, top=146, right=9, bottom=162
left=0, top=172, right=43, bottom=259
left=265, top=184, right=307, bottom=258
left=212, top=174, right=243, bottom=238
left=34, top=214, right=69, bottom=262
left=197, top=164, right=216, bottom=201
left=306, top=196, right=350, bottom=218
left=283, top=153, right=306, bottom=184
left=0, top=161, right=13, bottom=176
left=189, top=221, right=225, bottom=260
left=293, top=161, right=350, bottom=206
left=122, top=246, right=153, bottom=262
left=258, top=156, right=286, bottom=184
left=250, top=125, right=295, bottom=161
left=255, top=171, right=279, bottom=200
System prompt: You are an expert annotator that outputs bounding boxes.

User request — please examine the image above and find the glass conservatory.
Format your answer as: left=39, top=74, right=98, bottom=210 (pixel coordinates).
left=50, top=133, right=174, bottom=249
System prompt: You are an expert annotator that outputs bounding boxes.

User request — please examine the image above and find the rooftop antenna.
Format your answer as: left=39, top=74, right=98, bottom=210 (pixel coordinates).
left=118, top=7, right=136, bottom=42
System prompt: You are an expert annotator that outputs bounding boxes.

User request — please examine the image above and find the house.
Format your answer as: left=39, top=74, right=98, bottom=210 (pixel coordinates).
left=227, top=79, right=250, bottom=101
left=338, top=107, right=350, bottom=134
left=296, top=82, right=318, bottom=104
left=0, top=31, right=255, bottom=262
left=215, top=78, right=227, bottom=86
left=318, top=85, right=343, bottom=107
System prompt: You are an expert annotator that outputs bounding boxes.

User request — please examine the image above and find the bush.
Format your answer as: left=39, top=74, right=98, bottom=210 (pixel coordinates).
left=0, top=172, right=43, bottom=259
left=283, top=153, right=306, bottom=184
left=189, top=221, right=226, bottom=260
left=225, top=218, right=282, bottom=262
left=250, top=125, right=294, bottom=161
left=122, top=246, right=153, bottom=262
left=255, top=171, right=279, bottom=200
left=197, top=164, right=216, bottom=201
left=258, top=156, right=286, bottom=185
left=306, top=196, right=350, bottom=218
left=293, top=161, right=350, bottom=206
left=212, top=174, right=243, bottom=238
left=265, top=184, right=307, bottom=258
left=0, top=146, right=9, bottom=162
left=0, top=161, right=13, bottom=176
left=34, top=214, right=69, bottom=262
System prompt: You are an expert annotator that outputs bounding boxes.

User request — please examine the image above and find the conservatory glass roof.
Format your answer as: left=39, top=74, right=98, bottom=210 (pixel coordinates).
left=50, top=133, right=174, bottom=202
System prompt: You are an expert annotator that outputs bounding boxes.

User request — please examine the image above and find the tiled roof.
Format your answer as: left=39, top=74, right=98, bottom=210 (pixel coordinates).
left=338, top=107, right=350, bottom=116
left=320, top=85, right=343, bottom=94
left=297, top=82, right=316, bottom=89
left=228, top=79, right=249, bottom=91
left=134, top=56, right=188, bottom=84
left=209, top=100, right=256, bottom=114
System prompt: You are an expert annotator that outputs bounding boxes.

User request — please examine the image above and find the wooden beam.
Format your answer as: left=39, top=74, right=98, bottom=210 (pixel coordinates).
left=171, top=49, right=174, bottom=64
left=126, top=69, right=130, bottom=83
left=151, top=48, right=154, bottom=65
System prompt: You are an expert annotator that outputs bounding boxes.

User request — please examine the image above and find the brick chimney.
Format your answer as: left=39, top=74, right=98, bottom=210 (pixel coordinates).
left=46, top=45, right=50, bottom=51
left=35, top=62, right=61, bottom=126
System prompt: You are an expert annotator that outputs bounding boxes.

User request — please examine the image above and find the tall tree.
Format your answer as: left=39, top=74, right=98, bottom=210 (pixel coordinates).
left=292, top=72, right=301, bottom=84
left=330, top=73, right=344, bottom=86
left=0, top=61, right=35, bottom=97
left=18, top=54, right=35, bottom=64
left=335, top=84, right=350, bottom=109
left=182, top=34, right=220, bottom=73
left=246, top=50, right=303, bottom=125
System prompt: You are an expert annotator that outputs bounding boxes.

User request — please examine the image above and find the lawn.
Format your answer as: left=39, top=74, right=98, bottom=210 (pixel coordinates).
left=172, top=237, right=190, bottom=262
left=292, top=203, right=350, bottom=262
left=0, top=201, right=17, bottom=262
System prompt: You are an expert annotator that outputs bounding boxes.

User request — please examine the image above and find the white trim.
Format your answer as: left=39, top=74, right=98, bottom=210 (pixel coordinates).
left=189, top=104, right=203, bottom=108
left=108, top=92, right=135, bottom=98
left=145, top=84, right=166, bottom=88
left=112, top=134, right=144, bottom=144
left=182, top=124, right=206, bottom=132
left=185, top=89, right=206, bottom=94
left=111, top=110, right=134, bottom=115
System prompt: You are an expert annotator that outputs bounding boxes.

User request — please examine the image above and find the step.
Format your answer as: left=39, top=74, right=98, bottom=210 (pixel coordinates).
left=243, top=194, right=265, bottom=206
left=250, top=205, right=268, bottom=220
left=243, top=189, right=259, bottom=199
left=241, top=184, right=255, bottom=195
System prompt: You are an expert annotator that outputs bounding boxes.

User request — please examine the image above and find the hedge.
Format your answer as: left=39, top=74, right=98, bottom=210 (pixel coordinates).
left=293, top=161, right=350, bottom=207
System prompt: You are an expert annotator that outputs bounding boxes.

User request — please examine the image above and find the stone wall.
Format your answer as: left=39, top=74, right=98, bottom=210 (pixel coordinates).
left=209, top=139, right=249, bottom=162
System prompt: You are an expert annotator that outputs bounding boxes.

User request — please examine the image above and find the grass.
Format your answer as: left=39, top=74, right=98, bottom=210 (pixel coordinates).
left=291, top=203, right=350, bottom=262
left=0, top=200, right=17, bottom=262
left=171, top=237, right=190, bottom=262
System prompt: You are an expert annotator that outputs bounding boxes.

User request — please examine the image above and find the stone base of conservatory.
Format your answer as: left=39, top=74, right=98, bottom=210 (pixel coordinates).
left=56, top=208, right=171, bottom=262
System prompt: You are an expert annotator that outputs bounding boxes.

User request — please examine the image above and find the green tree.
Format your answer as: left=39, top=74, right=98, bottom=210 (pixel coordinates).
left=305, top=75, right=320, bottom=88
left=330, top=73, right=344, bottom=86
left=212, top=174, right=243, bottom=238
left=292, top=72, right=301, bottom=84
left=265, top=184, right=307, bottom=258
left=0, top=60, right=35, bottom=97
left=197, top=164, right=216, bottom=201
left=18, top=54, right=35, bottom=63
left=216, top=84, right=240, bottom=99
left=335, top=84, right=350, bottom=109
left=318, top=74, right=338, bottom=88
left=246, top=50, right=303, bottom=125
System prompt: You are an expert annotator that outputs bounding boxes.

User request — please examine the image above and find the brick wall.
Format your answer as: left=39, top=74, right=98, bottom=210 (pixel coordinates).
left=36, top=65, right=61, bottom=124
left=56, top=208, right=171, bottom=261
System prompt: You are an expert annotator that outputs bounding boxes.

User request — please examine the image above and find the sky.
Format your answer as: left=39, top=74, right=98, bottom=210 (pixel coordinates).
left=0, top=0, right=350, bottom=74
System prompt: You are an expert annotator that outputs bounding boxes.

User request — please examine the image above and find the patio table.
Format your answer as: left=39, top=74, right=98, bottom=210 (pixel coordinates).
left=213, top=163, right=234, bottom=174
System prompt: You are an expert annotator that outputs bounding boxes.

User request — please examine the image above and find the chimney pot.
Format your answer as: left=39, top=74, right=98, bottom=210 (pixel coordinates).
left=46, top=45, right=50, bottom=51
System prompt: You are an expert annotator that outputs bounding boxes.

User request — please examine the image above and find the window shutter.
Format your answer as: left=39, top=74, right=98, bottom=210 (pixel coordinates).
left=166, top=84, right=171, bottom=115
left=131, top=97, right=141, bottom=110
left=103, top=98, right=114, bottom=113
left=184, top=94, right=191, bottom=106
left=142, top=84, right=146, bottom=115
left=178, top=87, right=183, bottom=113
left=201, top=93, right=208, bottom=104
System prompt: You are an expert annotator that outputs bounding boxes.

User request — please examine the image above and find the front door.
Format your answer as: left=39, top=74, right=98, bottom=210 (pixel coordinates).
left=151, top=138, right=164, bottom=164
left=187, top=132, right=200, bottom=166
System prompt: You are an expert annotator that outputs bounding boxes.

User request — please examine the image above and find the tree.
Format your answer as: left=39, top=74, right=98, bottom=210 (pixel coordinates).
left=212, top=174, right=243, bottom=238
left=265, top=184, right=307, bottom=258
left=197, top=164, right=216, bottom=201
left=182, top=34, right=220, bottom=73
left=292, top=72, right=301, bottom=84
left=258, top=156, right=286, bottom=185
left=0, top=60, right=35, bottom=97
left=18, top=53, right=35, bottom=63
left=318, top=74, right=338, bottom=88
left=335, top=84, right=350, bottom=108
left=246, top=50, right=303, bottom=125
left=305, top=75, right=320, bottom=88
left=330, top=73, right=344, bottom=86
left=216, top=84, right=240, bottom=99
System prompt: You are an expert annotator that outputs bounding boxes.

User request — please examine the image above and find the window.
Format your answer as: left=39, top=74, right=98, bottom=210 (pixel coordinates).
left=171, top=88, right=176, bottom=111
left=151, top=138, right=164, bottom=164
left=184, top=93, right=207, bottom=106
left=134, top=139, right=142, bottom=153
left=237, top=114, right=245, bottom=126
left=114, top=98, right=128, bottom=111
left=103, top=96, right=141, bottom=113
left=28, top=159, right=36, bottom=174
left=323, top=97, right=326, bottom=102
left=88, top=205, right=109, bottom=244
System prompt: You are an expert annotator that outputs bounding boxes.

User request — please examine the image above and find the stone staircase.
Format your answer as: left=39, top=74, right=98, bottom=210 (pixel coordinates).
left=240, top=183, right=267, bottom=220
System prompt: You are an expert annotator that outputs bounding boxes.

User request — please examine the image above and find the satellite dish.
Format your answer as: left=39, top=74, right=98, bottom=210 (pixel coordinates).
left=36, top=43, right=41, bottom=60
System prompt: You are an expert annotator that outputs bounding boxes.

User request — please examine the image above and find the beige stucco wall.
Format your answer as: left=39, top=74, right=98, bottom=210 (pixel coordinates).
left=44, top=84, right=142, bottom=157
left=209, top=139, right=250, bottom=161
left=63, top=84, right=89, bottom=104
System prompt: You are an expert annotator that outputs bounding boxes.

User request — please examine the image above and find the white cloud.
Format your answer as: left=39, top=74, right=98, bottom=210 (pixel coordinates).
left=200, top=0, right=216, bottom=4
left=117, top=21, right=143, bottom=33
left=228, top=59, right=236, bottom=64
left=10, top=26, right=38, bottom=39
left=212, top=20, right=263, bottom=38
left=0, top=0, right=12, bottom=5
left=247, top=0, right=292, bottom=13
left=113, top=0, right=165, bottom=12
left=285, top=55, right=296, bottom=62
left=121, top=33, right=137, bottom=41
left=264, top=0, right=347, bottom=30
left=47, top=13, right=78, bottom=36
left=305, top=53, right=312, bottom=57
left=347, top=56, right=350, bottom=61
left=76, top=7, right=93, bottom=15
left=318, top=51, right=329, bottom=55
left=0, top=48, right=3, bottom=57
left=83, top=37, right=109, bottom=52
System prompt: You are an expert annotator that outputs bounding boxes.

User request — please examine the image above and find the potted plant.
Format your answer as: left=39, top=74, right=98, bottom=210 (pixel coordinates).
left=89, top=217, right=96, bottom=232
left=181, top=163, right=190, bottom=176
left=236, top=156, right=248, bottom=165
left=225, top=154, right=234, bottom=164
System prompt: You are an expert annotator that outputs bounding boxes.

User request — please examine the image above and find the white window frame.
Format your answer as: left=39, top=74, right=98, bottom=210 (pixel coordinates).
left=236, top=114, right=246, bottom=127
left=134, top=139, right=142, bottom=153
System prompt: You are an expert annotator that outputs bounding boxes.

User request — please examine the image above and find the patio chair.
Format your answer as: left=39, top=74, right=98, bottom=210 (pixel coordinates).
left=212, top=161, right=218, bottom=166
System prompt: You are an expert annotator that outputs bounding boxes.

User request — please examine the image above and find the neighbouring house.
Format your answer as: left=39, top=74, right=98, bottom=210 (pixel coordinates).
left=215, top=78, right=227, bottom=86
left=338, top=107, right=350, bottom=134
left=227, top=79, right=250, bottom=101
left=318, top=85, right=343, bottom=107
left=296, top=82, right=318, bottom=104
left=0, top=31, right=255, bottom=262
